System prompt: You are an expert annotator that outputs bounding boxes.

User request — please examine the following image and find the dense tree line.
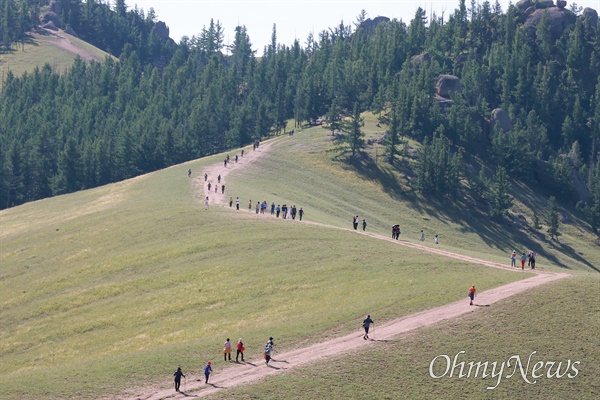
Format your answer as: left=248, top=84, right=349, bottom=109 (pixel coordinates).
left=1, top=0, right=600, bottom=232
left=0, top=0, right=39, bottom=50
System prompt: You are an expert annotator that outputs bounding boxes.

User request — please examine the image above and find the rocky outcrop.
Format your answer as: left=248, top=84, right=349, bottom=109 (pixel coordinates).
left=523, top=6, right=576, bottom=39
left=491, top=108, right=513, bottom=133
left=358, top=16, right=390, bottom=34
left=64, top=24, right=78, bottom=38
left=556, top=0, right=567, bottom=9
left=41, top=11, right=61, bottom=27
left=152, top=21, right=170, bottom=42
left=42, top=20, right=58, bottom=31
left=436, top=75, right=461, bottom=98
left=581, top=8, right=598, bottom=27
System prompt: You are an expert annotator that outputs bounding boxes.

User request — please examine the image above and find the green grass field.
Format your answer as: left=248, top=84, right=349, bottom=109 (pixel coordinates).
left=0, top=119, right=598, bottom=399
left=0, top=29, right=111, bottom=79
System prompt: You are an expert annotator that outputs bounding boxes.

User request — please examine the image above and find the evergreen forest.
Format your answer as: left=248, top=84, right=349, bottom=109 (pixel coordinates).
left=1, top=0, right=600, bottom=234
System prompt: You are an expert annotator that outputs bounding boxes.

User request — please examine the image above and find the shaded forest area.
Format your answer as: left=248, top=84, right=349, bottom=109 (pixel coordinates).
left=1, top=0, right=600, bottom=232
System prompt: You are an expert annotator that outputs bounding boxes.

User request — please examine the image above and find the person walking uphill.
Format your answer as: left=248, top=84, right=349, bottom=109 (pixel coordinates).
left=236, top=338, right=245, bottom=362
left=510, top=251, right=517, bottom=267
left=223, top=338, right=232, bottom=361
left=203, top=361, right=212, bottom=384
left=520, top=253, right=527, bottom=270
left=362, top=315, right=374, bottom=340
left=173, top=367, right=185, bottom=392
left=468, top=285, right=476, bottom=305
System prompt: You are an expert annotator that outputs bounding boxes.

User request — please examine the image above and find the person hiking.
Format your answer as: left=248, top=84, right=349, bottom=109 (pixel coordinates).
left=520, top=253, right=527, bottom=270
left=468, top=285, right=476, bottom=305
left=204, top=173, right=207, bottom=181
left=229, top=196, right=233, bottom=207
left=207, top=182, right=211, bottom=192
left=271, top=202, right=275, bottom=215
left=276, top=205, right=281, bottom=218
left=173, top=367, right=185, bottom=392
left=218, top=175, right=221, bottom=184
left=530, top=252, right=537, bottom=269
left=204, top=196, right=209, bottom=210
left=510, top=251, right=517, bottom=267
left=203, top=361, right=212, bottom=384
left=362, top=315, right=374, bottom=340
left=236, top=338, right=245, bottom=362
left=236, top=197, right=240, bottom=210
left=235, top=154, right=238, bottom=163
left=223, top=338, right=232, bottom=361
left=353, top=216, right=359, bottom=230
left=188, top=169, right=191, bottom=178
left=241, top=149, right=244, bottom=157
left=248, top=200, right=252, bottom=211
left=435, top=234, right=438, bottom=244
left=299, top=207, right=304, bottom=221
left=255, top=202, right=260, bottom=214
left=362, top=219, right=367, bottom=231
left=420, top=230, right=425, bottom=241
left=264, top=343, right=274, bottom=366
left=221, top=184, right=225, bottom=194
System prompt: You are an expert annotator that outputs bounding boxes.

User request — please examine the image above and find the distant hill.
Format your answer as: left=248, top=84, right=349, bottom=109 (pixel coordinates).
left=0, top=28, right=113, bottom=79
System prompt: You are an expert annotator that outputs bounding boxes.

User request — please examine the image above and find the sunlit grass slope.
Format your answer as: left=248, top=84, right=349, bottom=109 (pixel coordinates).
left=231, top=120, right=600, bottom=272
left=213, top=273, right=599, bottom=400
left=0, top=129, right=528, bottom=399
left=0, top=29, right=111, bottom=78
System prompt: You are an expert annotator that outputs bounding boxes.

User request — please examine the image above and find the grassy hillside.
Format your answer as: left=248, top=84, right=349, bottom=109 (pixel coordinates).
left=0, top=28, right=112, bottom=79
left=0, top=118, right=597, bottom=399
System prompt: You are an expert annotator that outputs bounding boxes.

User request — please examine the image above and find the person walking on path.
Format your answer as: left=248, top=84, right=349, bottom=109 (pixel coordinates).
left=203, top=361, right=212, bottom=384
left=204, top=173, right=207, bottom=181
left=353, top=216, right=359, bottom=230
left=530, top=252, right=537, bottom=269
left=218, top=175, right=221, bottom=184
left=173, top=367, right=185, bottom=392
left=236, top=197, right=240, bottom=210
left=204, top=196, right=209, bottom=210
left=229, top=197, right=233, bottom=207
left=510, top=251, right=517, bottom=267
left=248, top=200, right=252, bottom=211
left=221, top=184, right=225, bottom=194
left=264, top=343, right=274, bottom=365
left=188, top=169, right=191, bottom=178
left=223, top=338, right=232, bottom=361
left=520, top=253, right=527, bottom=270
left=362, top=219, right=367, bottom=231
left=435, top=234, right=439, bottom=245
left=271, top=202, right=275, bottom=215
left=299, top=207, right=304, bottom=221
left=255, top=202, right=260, bottom=214
left=420, top=230, right=425, bottom=241
left=362, top=315, right=374, bottom=340
left=236, top=338, right=245, bottom=362
left=208, top=182, right=211, bottom=192
left=468, top=285, right=476, bottom=305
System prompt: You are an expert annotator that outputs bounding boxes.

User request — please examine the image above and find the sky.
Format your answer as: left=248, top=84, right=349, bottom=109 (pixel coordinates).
left=131, top=0, right=600, bottom=52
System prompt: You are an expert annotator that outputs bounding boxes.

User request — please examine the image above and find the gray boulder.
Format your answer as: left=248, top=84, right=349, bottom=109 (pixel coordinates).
left=42, top=21, right=58, bottom=31
left=436, top=74, right=461, bottom=98
left=523, top=7, right=576, bottom=39
left=41, top=11, right=61, bottom=27
left=491, top=108, right=513, bottom=132
left=515, top=0, right=533, bottom=10
left=536, top=0, right=555, bottom=9
left=358, top=16, right=391, bottom=34
left=581, top=8, right=598, bottom=27
left=556, top=0, right=567, bottom=9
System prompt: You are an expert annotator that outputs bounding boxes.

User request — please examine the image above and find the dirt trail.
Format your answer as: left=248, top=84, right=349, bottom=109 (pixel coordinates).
left=128, top=137, right=570, bottom=400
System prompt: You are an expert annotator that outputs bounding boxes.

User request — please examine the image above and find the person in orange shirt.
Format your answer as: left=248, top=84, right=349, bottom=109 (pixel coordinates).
left=468, top=285, right=476, bottom=306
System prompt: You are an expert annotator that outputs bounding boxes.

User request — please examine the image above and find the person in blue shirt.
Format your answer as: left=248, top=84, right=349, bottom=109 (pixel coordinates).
left=204, top=361, right=212, bottom=384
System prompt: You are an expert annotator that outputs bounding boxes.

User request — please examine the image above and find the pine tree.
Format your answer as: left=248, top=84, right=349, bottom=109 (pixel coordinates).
left=546, top=196, right=561, bottom=240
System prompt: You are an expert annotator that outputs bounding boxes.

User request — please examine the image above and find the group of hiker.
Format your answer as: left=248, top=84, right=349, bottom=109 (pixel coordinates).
left=231, top=199, right=305, bottom=220
left=173, top=336, right=276, bottom=392
left=510, top=250, right=537, bottom=269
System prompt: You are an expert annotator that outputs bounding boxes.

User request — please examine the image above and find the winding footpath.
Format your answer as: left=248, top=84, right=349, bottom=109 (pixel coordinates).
left=127, top=138, right=570, bottom=400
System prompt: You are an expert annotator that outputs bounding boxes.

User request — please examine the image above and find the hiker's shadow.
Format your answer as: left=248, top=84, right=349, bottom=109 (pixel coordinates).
left=272, top=359, right=289, bottom=364
left=473, top=304, right=490, bottom=307
left=267, top=364, right=281, bottom=370
left=244, top=361, right=258, bottom=367
left=206, top=383, right=224, bottom=389
left=369, top=339, right=388, bottom=342
left=179, top=391, right=198, bottom=397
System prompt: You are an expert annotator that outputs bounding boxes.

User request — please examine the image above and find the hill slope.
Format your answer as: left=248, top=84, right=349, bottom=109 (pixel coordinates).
left=0, top=28, right=112, bottom=79
left=0, top=123, right=597, bottom=399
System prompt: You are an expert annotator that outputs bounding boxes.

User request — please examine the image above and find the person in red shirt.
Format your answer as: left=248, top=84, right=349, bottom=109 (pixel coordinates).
left=236, top=338, right=245, bottom=362
left=468, top=285, right=476, bottom=306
